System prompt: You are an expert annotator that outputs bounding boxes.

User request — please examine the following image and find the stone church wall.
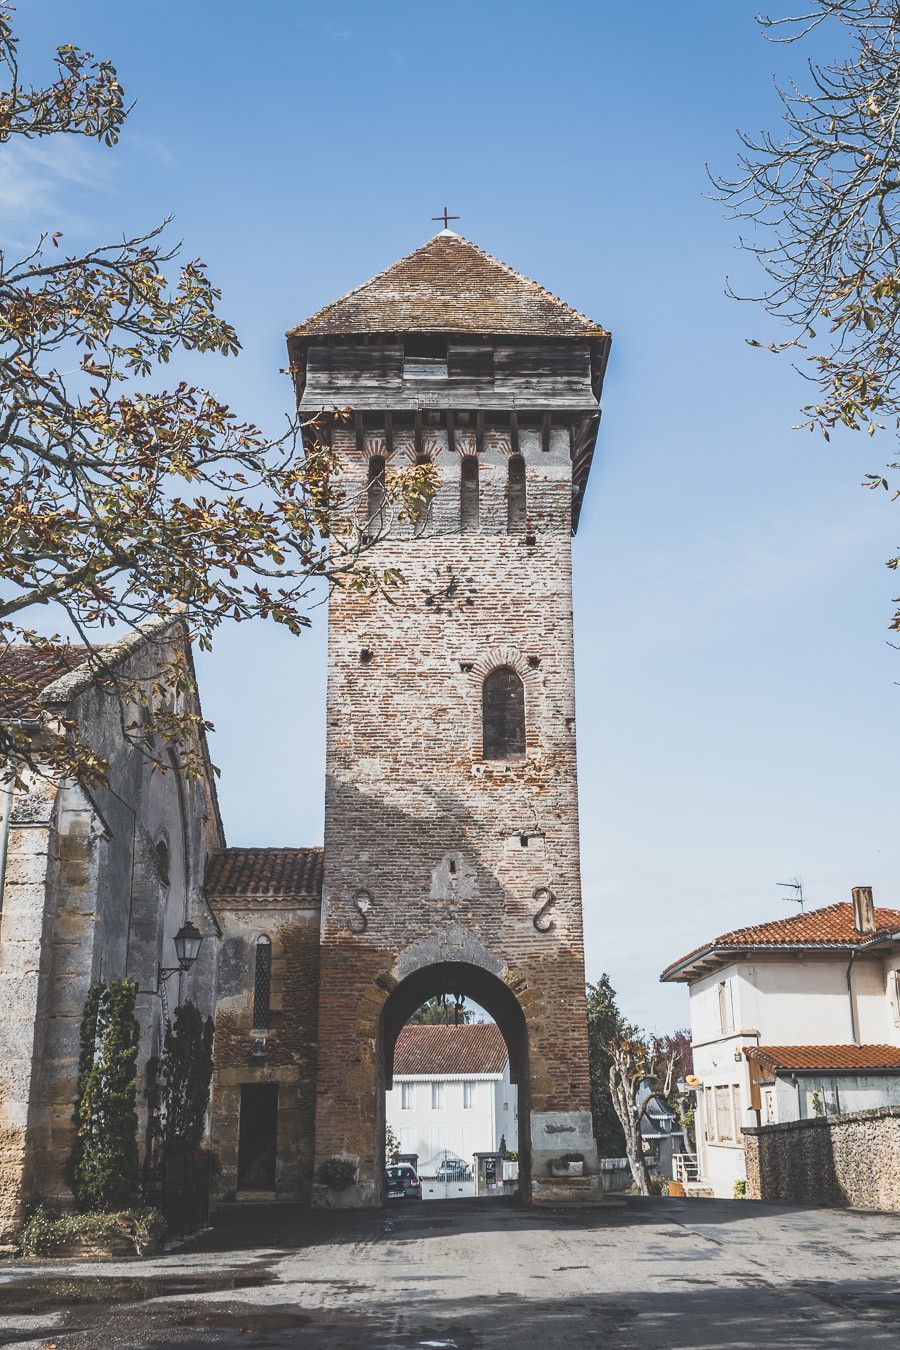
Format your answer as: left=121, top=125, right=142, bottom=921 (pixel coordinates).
left=209, top=902, right=321, bottom=1202
left=0, top=624, right=222, bottom=1239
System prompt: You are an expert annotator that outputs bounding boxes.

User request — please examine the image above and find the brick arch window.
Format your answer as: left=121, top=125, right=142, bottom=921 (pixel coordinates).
left=367, top=455, right=386, bottom=531
left=507, top=454, right=526, bottom=535
left=482, top=666, right=526, bottom=760
left=460, top=455, right=479, bottom=533
left=252, top=935, right=272, bottom=1030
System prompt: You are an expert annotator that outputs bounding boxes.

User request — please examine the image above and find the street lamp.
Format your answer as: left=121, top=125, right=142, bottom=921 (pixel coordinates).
left=158, top=921, right=204, bottom=988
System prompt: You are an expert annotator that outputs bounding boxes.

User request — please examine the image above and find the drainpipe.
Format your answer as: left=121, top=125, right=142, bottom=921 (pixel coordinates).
left=845, top=949, right=861, bottom=1047
left=0, top=782, right=12, bottom=914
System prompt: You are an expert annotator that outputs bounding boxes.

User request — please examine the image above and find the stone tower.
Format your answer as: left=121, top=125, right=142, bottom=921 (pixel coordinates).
left=286, top=231, right=611, bottom=1204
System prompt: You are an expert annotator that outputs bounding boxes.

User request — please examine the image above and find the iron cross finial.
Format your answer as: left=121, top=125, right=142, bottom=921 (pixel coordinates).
left=432, top=207, right=460, bottom=230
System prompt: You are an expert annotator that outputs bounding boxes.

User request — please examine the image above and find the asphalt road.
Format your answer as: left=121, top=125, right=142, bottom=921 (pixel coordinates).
left=1, top=1195, right=899, bottom=1348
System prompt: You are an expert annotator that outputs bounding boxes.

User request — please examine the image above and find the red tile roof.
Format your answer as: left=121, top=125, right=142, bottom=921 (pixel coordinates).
left=394, top=1023, right=509, bottom=1076
left=0, top=644, right=93, bottom=718
left=661, top=902, right=900, bottom=982
left=746, top=1044, right=900, bottom=1073
left=288, top=232, right=609, bottom=339
left=204, top=847, right=323, bottom=905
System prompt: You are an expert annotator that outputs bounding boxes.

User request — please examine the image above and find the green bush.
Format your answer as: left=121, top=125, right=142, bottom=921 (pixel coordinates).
left=318, top=1157, right=357, bottom=1191
left=733, top=1179, right=747, bottom=1199
left=19, top=1205, right=165, bottom=1257
left=68, top=980, right=140, bottom=1212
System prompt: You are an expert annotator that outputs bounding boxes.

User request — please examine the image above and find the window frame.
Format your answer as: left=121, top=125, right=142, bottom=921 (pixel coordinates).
left=482, top=665, right=526, bottom=761
left=252, top=935, right=272, bottom=1031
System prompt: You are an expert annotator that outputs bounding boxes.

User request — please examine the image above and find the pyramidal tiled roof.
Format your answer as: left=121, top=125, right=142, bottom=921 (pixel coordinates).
left=394, top=1023, right=509, bottom=1076
left=204, top=847, right=323, bottom=906
left=661, top=901, right=900, bottom=982
left=288, top=232, right=608, bottom=340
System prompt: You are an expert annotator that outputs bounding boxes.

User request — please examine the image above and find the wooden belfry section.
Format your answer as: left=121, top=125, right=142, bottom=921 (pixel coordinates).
left=287, top=231, right=612, bottom=1204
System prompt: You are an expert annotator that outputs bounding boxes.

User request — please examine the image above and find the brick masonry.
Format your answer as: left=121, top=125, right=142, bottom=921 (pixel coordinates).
left=743, top=1107, right=900, bottom=1211
left=313, top=422, right=599, bottom=1204
left=208, top=901, right=320, bottom=1201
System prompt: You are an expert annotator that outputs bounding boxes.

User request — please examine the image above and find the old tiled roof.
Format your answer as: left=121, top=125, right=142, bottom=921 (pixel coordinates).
left=204, top=847, right=323, bottom=905
left=288, top=232, right=609, bottom=339
left=746, top=1044, right=900, bottom=1073
left=661, top=902, right=900, bottom=982
left=394, top=1023, right=509, bottom=1076
left=0, top=644, right=93, bottom=718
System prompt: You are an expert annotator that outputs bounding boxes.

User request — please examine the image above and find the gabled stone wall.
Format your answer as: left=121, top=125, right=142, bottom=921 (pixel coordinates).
left=743, top=1106, right=900, bottom=1211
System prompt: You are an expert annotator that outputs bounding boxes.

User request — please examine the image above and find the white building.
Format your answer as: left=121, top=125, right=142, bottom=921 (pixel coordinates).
left=660, top=887, right=900, bottom=1198
left=386, top=1023, right=518, bottom=1175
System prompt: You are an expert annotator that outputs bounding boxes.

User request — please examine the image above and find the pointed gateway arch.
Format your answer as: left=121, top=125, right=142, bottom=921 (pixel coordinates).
left=286, top=231, right=612, bottom=1204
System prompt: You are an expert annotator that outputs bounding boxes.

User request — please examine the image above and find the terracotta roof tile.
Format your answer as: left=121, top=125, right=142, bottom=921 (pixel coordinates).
left=204, top=847, right=323, bottom=905
left=747, top=1044, right=900, bottom=1073
left=0, top=644, right=94, bottom=718
left=394, top=1023, right=508, bottom=1076
left=288, top=232, right=608, bottom=340
left=661, top=902, right=900, bottom=981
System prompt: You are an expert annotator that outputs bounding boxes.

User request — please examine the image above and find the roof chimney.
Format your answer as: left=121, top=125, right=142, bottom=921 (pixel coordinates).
left=851, top=885, right=876, bottom=936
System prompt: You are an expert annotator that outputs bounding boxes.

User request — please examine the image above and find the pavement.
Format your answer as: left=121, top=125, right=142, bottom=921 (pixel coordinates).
left=1, top=1195, right=899, bottom=1348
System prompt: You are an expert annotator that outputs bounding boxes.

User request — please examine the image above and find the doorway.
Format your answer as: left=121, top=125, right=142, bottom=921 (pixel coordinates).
left=378, top=962, right=529, bottom=1205
left=237, top=1083, right=278, bottom=1191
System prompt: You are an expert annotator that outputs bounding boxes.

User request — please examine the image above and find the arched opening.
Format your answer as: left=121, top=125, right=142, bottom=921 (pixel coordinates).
left=413, top=453, right=434, bottom=537
left=460, top=455, right=479, bottom=532
left=507, top=453, right=526, bottom=534
left=482, top=666, right=526, bottom=760
left=377, top=962, right=530, bottom=1206
left=367, top=455, right=386, bottom=533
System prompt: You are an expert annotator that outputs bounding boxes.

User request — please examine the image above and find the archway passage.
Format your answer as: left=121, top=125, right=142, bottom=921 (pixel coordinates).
left=378, top=962, right=530, bottom=1205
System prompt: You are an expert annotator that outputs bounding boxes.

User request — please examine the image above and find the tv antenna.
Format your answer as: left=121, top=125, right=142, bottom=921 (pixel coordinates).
left=777, top=877, right=804, bottom=912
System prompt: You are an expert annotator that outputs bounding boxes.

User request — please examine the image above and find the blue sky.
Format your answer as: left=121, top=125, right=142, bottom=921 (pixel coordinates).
left=8, top=3, right=899, bottom=1030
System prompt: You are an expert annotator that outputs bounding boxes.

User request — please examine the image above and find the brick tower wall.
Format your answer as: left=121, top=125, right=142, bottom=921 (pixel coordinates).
left=314, top=419, right=598, bottom=1203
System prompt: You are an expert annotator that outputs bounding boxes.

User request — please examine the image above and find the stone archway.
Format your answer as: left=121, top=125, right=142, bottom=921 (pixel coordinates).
left=376, top=961, right=531, bottom=1205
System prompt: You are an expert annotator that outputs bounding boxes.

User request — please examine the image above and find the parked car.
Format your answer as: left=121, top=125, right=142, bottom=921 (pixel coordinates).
left=436, top=1158, right=471, bottom=1182
left=386, top=1164, right=422, bottom=1199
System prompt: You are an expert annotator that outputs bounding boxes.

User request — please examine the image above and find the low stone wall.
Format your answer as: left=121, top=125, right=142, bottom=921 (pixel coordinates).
left=743, top=1106, right=900, bottom=1212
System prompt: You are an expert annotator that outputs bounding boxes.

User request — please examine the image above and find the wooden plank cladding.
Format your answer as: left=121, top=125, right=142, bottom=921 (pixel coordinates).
left=300, top=340, right=596, bottom=413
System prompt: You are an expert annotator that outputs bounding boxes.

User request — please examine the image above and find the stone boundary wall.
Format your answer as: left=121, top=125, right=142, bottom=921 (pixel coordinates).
left=743, top=1106, right=900, bottom=1212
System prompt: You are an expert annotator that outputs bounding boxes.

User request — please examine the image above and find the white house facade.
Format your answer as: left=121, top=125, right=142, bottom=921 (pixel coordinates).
left=661, top=887, right=900, bottom=1198
left=386, top=1023, right=518, bottom=1174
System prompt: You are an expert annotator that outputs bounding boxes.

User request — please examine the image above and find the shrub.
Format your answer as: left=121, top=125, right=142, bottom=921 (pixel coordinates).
left=318, top=1157, right=356, bottom=1191
left=68, top=981, right=140, bottom=1212
left=19, top=1205, right=165, bottom=1257
left=733, top=1179, right=748, bottom=1200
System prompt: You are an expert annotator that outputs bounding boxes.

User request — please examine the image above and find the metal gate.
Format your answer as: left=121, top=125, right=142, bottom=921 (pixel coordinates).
left=419, top=1148, right=474, bottom=1200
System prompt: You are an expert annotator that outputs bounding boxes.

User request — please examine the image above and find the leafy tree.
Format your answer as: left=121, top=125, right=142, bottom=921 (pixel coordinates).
left=385, top=1122, right=401, bottom=1164
left=717, top=2, right=900, bottom=628
left=68, top=980, right=140, bottom=1212
left=145, top=1000, right=214, bottom=1164
left=0, top=6, right=431, bottom=788
left=651, top=1029, right=694, bottom=1151
left=585, top=975, right=627, bottom=1157
left=407, top=996, right=473, bottom=1026
left=586, top=976, right=678, bottom=1196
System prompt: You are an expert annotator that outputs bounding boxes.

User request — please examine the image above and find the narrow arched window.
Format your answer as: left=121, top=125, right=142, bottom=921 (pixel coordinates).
left=482, top=667, right=526, bottom=760
left=507, top=455, right=526, bottom=534
left=460, top=456, right=479, bottom=532
left=413, top=453, right=433, bottom=537
left=253, top=936, right=272, bottom=1029
left=155, top=837, right=170, bottom=889
left=367, top=456, right=386, bottom=532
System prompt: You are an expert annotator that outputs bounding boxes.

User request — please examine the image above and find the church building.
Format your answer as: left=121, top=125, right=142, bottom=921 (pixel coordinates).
left=0, top=230, right=611, bottom=1232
